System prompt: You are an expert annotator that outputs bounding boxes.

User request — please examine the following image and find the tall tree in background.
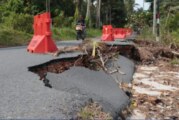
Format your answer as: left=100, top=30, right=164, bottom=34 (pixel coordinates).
left=96, top=0, right=101, bottom=28
left=111, top=0, right=127, bottom=27
left=100, top=0, right=126, bottom=27
left=100, top=0, right=111, bottom=25
left=160, top=0, right=179, bottom=30
left=74, top=0, right=85, bottom=22
left=74, top=0, right=80, bottom=21
left=85, top=0, right=92, bottom=27
left=148, top=0, right=179, bottom=31
left=124, top=0, right=135, bottom=17
left=0, top=0, right=129, bottom=28
left=124, top=0, right=134, bottom=12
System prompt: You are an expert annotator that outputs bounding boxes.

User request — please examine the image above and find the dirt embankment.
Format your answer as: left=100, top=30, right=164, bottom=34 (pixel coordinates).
left=28, top=39, right=178, bottom=79
left=130, top=65, right=179, bottom=119
left=133, top=40, right=179, bottom=65
left=127, top=40, right=179, bottom=120
left=28, top=40, right=135, bottom=81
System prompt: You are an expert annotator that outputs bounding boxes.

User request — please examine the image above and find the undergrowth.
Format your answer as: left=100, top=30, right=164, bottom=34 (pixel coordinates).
left=170, top=58, right=179, bottom=65
left=0, top=25, right=101, bottom=47
left=0, top=27, right=31, bottom=46
left=137, top=26, right=179, bottom=46
left=52, top=27, right=101, bottom=41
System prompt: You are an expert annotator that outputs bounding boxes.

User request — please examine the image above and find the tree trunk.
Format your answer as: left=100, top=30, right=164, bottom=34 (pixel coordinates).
left=74, top=0, right=80, bottom=22
left=165, top=7, right=171, bottom=30
left=96, top=0, right=101, bottom=28
left=85, top=0, right=91, bottom=27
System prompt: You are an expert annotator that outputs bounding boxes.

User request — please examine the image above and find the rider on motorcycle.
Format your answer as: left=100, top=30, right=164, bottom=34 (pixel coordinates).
left=77, top=15, right=85, bottom=26
left=76, top=15, right=86, bottom=40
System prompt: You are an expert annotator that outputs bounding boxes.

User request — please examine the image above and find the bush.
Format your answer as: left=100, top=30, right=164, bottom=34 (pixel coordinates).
left=0, top=28, right=31, bottom=46
left=168, top=12, right=179, bottom=31
left=86, top=28, right=102, bottom=38
left=52, top=27, right=101, bottom=40
left=3, top=12, right=33, bottom=33
left=53, top=11, right=74, bottom=28
left=52, top=27, right=76, bottom=40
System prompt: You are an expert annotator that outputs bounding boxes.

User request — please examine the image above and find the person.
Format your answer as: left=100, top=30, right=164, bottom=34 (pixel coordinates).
left=76, top=15, right=85, bottom=27
left=76, top=15, right=86, bottom=40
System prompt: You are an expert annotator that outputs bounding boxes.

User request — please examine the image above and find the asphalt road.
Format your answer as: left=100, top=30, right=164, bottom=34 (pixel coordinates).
left=0, top=42, right=134, bottom=119
left=46, top=56, right=134, bottom=117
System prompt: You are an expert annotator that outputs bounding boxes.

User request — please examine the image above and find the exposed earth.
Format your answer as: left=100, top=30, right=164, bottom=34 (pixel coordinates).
left=130, top=64, right=179, bottom=120
left=128, top=40, right=179, bottom=120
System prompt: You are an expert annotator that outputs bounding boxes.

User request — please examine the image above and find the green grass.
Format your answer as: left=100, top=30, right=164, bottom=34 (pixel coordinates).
left=170, top=58, right=179, bottom=65
left=171, top=29, right=179, bottom=45
left=137, top=27, right=179, bottom=46
left=77, top=102, right=112, bottom=120
left=86, top=28, right=102, bottom=38
left=136, top=26, right=155, bottom=41
left=0, top=28, right=32, bottom=47
left=52, top=27, right=76, bottom=40
left=0, top=25, right=102, bottom=47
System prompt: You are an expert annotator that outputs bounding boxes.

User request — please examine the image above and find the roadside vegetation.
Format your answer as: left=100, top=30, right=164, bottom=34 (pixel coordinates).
left=0, top=0, right=178, bottom=47
left=130, top=1, right=179, bottom=46
left=0, top=27, right=31, bottom=47
left=1, top=0, right=126, bottom=47
left=52, top=27, right=101, bottom=40
left=77, top=101, right=112, bottom=120
left=170, top=58, right=179, bottom=65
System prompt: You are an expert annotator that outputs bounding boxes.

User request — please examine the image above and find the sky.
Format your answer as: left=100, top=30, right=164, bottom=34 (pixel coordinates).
left=135, top=0, right=151, bottom=10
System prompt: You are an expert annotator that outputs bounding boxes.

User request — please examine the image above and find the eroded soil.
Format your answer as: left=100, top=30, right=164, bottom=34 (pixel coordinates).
left=129, top=40, right=179, bottom=119
left=130, top=64, right=179, bottom=119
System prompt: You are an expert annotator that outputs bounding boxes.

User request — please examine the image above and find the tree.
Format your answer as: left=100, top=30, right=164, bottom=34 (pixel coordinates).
left=74, top=0, right=85, bottom=22
left=160, top=0, right=179, bottom=30
left=85, top=0, right=92, bottom=27
left=74, top=3, right=79, bottom=22
left=5, top=0, right=24, bottom=13
left=124, top=0, right=135, bottom=16
left=96, top=0, right=101, bottom=28
left=124, top=0, right=135, bottom=27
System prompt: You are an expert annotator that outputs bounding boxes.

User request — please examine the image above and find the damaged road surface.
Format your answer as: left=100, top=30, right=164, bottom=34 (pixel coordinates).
left=0, top=41, right=135, bottom=119
left=29, top=55, right=135, bottom=118
left=0, top=48, right=89, bottom=119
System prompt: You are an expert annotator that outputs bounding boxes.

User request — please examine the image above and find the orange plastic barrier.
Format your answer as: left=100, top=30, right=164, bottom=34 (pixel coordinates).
left=123, top=28, right=133, bottom=36
left=101, top=25, right=133, bottom=41
left=101, top=25, right=114, bottom=41
left=113, top=28, right=126, bottom=39
left=27, top=12, right=57, bottom=53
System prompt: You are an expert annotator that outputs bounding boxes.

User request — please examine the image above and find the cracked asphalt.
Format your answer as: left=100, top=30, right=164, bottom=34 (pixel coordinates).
left=0, top=41, right=134, bottom=119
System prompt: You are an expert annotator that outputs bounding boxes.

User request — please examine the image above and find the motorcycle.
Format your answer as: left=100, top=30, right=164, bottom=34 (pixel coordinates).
left=75, top=23, right=86, bottom=40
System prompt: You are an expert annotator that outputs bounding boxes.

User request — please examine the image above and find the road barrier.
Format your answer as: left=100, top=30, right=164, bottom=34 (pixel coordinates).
left=101, top=25, right=133, bottom=41
left=27, top=12, right=57, bottom=53
left=113, top=28, right=126, bottom=39
left=124, top=28, right=133, bottom=36
left=101, top=25, right=114, bottom=41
